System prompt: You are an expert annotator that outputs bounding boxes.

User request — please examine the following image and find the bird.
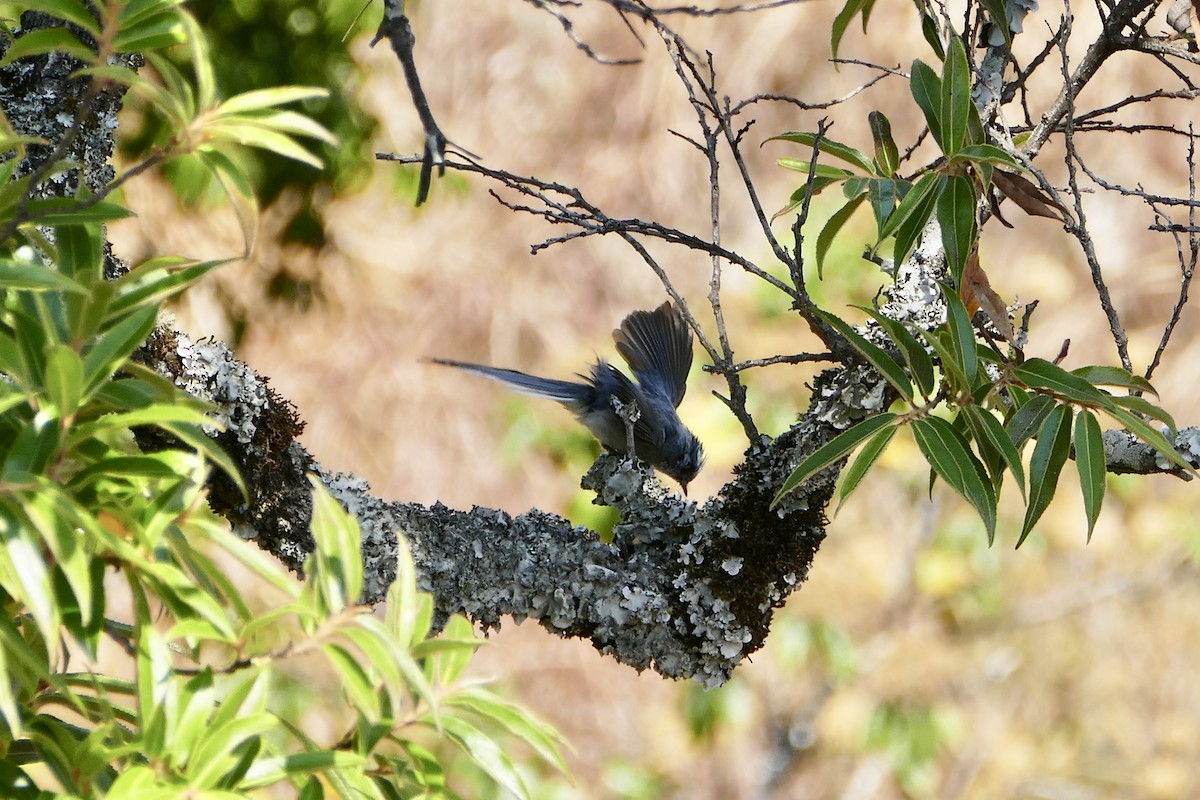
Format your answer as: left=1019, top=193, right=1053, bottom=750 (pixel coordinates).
left=431, top=301, right=705, bottom=494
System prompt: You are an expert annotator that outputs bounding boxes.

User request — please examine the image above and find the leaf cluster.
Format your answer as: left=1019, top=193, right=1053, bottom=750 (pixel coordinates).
left=773, top=287, right=1193, bottom=545
left=0, top=5, right=569, bottom=797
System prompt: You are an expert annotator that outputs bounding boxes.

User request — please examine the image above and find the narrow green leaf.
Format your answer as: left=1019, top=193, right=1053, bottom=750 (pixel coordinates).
left=816, top=195, right=867, bottom=278
left=981, top=0, right=1013, bottom=46
left=1006, top=393, right=1055, bottom=448
left=831, top=0, right=871, bottom=60
left=955, top=143, right=1020, bottom=169
left=43, top=344, right=83, bottom=417
left=776, top=159, right=857, bottom=181
left=309, top=478, right=363, bottom=609
left=818, top=310, right=914, bottom=401
left=767, top=132, right=875, bottom=173
left=434, top=615, right=477, bottom=685
left=1018, top=405, right=1073, bottom=547
left=837, top=424, right=897, bottom=511
left=444, top=687, right=569, bottom=774
left=1071, top=365, right=1157, bottom=396
left=936, top=175, right=978, bottom=282
left=912, top=416, right=997, bottom=543
left=14, top=0, right=100, bottom=35
left=324, top=644, right=380, bottom=720
left=113, top=14, right=187, bottom=53
left=878, top=171, right=939, bottom=246
left=962, top=405, right=1027, bottom=498
left=437, top=715, right=529, bottom=799
left=0, top=260, right=86, bottom=293
left=909, top=60, right=944, bottom=150
left=1073, top=410, right=1105, bottom=541
left=861, top=310, right=936, bottom=398
left=1013, top=358, right=1114, bottom=408
left=772, top=413, right=899, bottom=507
left=943, top=282, right=979, bottom=385
left=867, top=178, right=907, bottom=238
left=106, top=258, right=227, bottom=321
left=868, top=111, right=899, bottom=176
left=1109, top=394, right=1176, bottom=431
left=204, top=122, right=325, bottom=168
left=918, top=7, right=946, bottom=59
left=1107, top=406, right=1196, bottom=474
left=24, top=198, right=133, bottom=225
left=81, top=305, right=158, bottom=394
left=0, top=27, right=94, bottom=67
left=916, top=327, right=967, bottom=389
left=940, top=35, right=971, bottom=155
left=216, top=87, right=330, bottom=115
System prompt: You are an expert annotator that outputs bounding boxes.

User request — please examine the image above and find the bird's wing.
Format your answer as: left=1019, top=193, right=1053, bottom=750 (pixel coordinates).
left=612, top=301, right=693, bottom=408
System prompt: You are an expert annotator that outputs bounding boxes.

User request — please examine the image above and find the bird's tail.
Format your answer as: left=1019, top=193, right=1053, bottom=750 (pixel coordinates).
left=428, top=359, right=590, bottom=404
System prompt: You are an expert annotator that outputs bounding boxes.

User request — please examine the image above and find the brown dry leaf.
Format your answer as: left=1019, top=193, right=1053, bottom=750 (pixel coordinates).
left=960, top=250, right=1015, bottom=340
left=993, top=170, right=1069, bottom=222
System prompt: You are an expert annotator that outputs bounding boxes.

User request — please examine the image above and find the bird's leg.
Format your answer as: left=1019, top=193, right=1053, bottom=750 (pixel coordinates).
left=610, top=396, right=640, bottom=460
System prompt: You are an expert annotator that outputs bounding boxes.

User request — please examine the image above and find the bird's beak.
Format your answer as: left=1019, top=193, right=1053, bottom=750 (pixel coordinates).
left=681, top=482, right=689, bottom=497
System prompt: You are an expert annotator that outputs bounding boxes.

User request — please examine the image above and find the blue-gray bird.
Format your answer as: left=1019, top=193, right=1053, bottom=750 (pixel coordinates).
left=432, top=301, right=705, bottom=494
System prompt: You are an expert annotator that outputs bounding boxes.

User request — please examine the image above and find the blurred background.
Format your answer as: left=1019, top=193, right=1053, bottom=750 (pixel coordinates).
left=107, top=0, right=1199, bottom=797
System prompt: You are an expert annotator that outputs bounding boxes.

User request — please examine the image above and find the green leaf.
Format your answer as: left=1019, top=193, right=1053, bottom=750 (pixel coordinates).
left=14, top=0, right=100, bottom=34
left=915, top=326, right=967, bottom=389
left=1017, top=404, right=1073, bottom=547
left=1006, top=393, right=1055, bottom=448
left=107, top=258, right=227, bottom=321
left=0, top=510, right=62, bottom=653
left=961, top=405, right=1027, bottom=498
left=81, top=305, right=159, bottom=395
left=878, top=171, right=939, bottom=248
left=309, top=478, right=364, bottom=610
left=445, top=687, right=569, bottom=774
left=1013, top=358, right=1114, bottom=408
left=204, top=122, right=325, bottom=168
left=940, top=35, right=971, bottom=156
left=0, top=27, right=95, bottom=67
left=1107, top=406, right=1196, bottom=474
left=936, top=175, right=977, bottom=282
left=776, top=159, right=857, bottom=181
left=981, top=0, right=1013, bottom=46
left=24, top=198, right=133, bottom=225
left=866, top=178, right=907, bottom=239
left=917, top=5, right=946, bottom=59
left=216, top=87, right=330, bottom=115
left=772, top=413, right=899, bottom=507
left=868, top=111, right=899, bottom=175
left=324, top=644, right=381, bottom=720
left=767, top=132, right=875, bottom=173
left=831, top=0, right=873, bottom=59
left=817, top=310, right=914, bottom=401
left=1073, top=409, right=1105, bottom=541
left=912, top=416, right=997, bottom=543
left=55, top=222, right=102, bottom=283
left=816, top=195, right=867, bottom=278
left=113, top=13, right=188, bottom=53
left=1071, top=365, right=1157, bottom=396
left=43, top=344, right=83, bottom=417
left=860, top=310, right=936, bottom=398
left=837, top=423, right=897, bottom=511
left=433, top=615, right=477, bottom=685
left=943, top=283, right=979, bottom=386
left=241, top=751, right=366, bottom=790
left=0, top=260, right=87, bottom=293
left=909, top=60, right=944, bottom=151
left=955, top=143, right=1020, bottom=169
left=437, top=715, right=530, bottom=799
left=1109, top=394, right=1176, bottom=431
